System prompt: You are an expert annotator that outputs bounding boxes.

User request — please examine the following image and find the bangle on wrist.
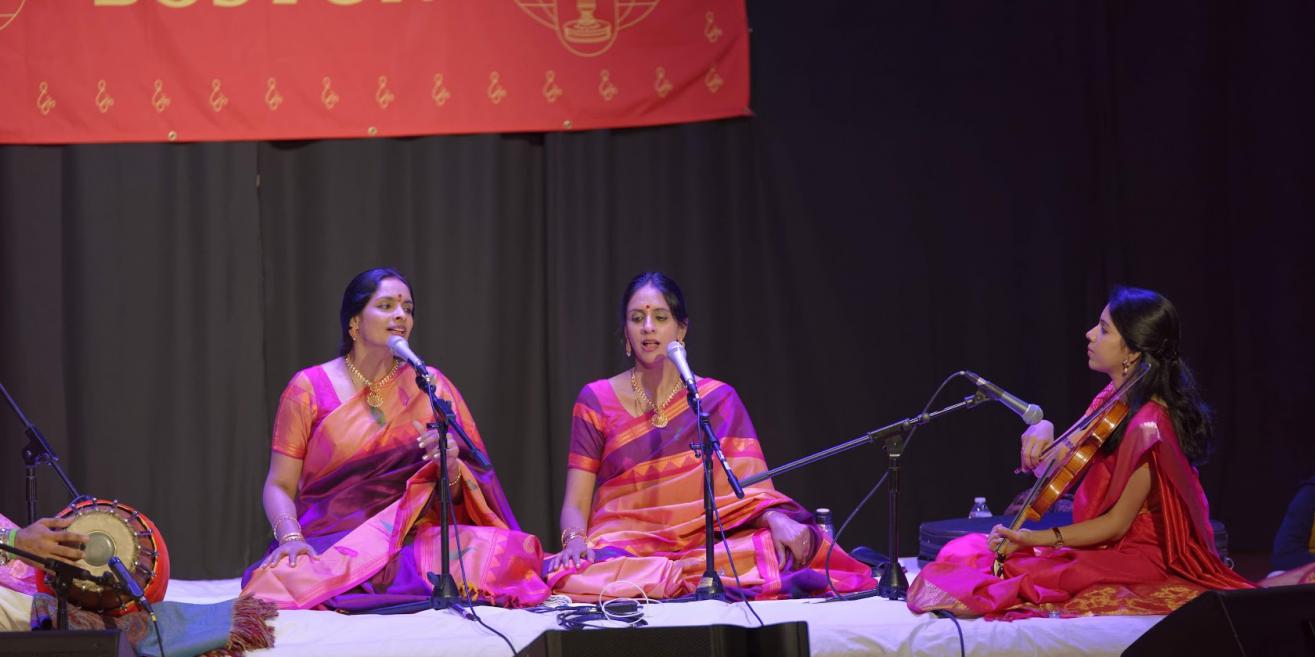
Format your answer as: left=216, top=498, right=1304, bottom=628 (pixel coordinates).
left=271, top=514, right=300, bottom=536
left=1052, top=526, right=1065, bottom=548
left=279, top=532, right=306, bottom=545
left=560, top=528, right=586, bottom=548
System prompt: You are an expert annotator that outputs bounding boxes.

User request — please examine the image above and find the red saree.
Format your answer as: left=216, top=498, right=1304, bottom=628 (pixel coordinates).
left=547, top=377, right=875, bottom=601
left=241, top=362, right=548, bottom=610
left=907, top=385, right=1252, bottom=619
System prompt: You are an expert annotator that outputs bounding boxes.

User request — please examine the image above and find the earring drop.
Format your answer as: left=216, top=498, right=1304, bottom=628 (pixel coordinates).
left=1121, top=359, right=1130, bottom=376
left=625, top=341, right=632, bottom=358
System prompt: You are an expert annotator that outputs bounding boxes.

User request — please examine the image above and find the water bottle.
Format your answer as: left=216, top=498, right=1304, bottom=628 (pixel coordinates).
left=814, top=508, right=835, bottom=540
left=968, top=496, right=993, bottom=519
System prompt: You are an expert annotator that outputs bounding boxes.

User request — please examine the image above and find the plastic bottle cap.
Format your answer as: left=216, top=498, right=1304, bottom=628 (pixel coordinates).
left=974, top=497, right=986, bottom=503
left=817, top=507, right=831, bottom=514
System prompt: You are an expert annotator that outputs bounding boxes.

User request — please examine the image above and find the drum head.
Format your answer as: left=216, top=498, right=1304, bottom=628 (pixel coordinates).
left=67, top=509, right=138, bottom=578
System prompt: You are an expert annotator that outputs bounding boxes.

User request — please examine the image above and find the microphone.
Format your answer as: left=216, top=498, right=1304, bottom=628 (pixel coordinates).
left=388, top=335, right=493, bottom=469
left=665, top=341, right=698, bottom=393
left=962, top=371, right=1044, bottom=425
left=387, top=335, right=426, bottom=370
left=108, top=556, right=156, bottom=620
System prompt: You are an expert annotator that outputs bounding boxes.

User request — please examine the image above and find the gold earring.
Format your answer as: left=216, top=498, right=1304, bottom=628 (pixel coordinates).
left=625, top=341, right=632, bottom=358
left=1121, top=359, right=1130, bottom=376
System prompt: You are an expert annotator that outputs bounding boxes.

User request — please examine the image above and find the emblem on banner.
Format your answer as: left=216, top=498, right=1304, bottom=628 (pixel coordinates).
left=704, top=65, right=723, bottom=93
left=516, top=0, right=659, bottom=57
left=543, top=71, right=563, bottom=103
left=36, top=81, right=55, bottom=116
left=597, top=70, right=618, bottom=101
left=0, top=0, right=25, bottom=33
left=152, top=80, right=171, bottom=113
left=95, top=80, right=115, bottom=114
left=210, top=80, right=229, bottom=112
left=704, top=11, right=722, bottom=43
left=653, top=66, right=672, bottom=98
left=432, top=74, right=452, bottom=107
left=376, top=76, right=395, bottom=109
left=322, top=77, right=340, bottom=109
left=265, top=78, right=283, bottom=110
left=487, top=72, right=508, bottom=104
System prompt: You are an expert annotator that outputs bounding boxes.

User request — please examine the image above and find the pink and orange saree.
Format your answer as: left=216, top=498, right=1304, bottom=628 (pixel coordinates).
left=547, top=377, right=875, bottom=600
left=241, top=362, right=548, bottom=610
left=907, top=385, right=1252, bottom=619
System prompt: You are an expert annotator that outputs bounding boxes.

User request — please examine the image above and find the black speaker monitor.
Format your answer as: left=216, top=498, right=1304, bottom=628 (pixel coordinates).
left=515, top=621, right=809, bottom=657
left=1123, top=585, right=1315, bottom=657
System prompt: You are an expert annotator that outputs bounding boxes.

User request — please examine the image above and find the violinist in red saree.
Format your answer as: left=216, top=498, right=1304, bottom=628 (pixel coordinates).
left=907, top=286, right=1252, bottom=619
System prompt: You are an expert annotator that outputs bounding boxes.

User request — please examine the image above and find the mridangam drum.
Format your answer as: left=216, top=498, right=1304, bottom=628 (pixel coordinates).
left=37, top=499, right=170, bottom=616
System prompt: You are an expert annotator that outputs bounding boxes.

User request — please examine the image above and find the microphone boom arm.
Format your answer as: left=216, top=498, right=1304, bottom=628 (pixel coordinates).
left=741, top=392, right=987, bottom=487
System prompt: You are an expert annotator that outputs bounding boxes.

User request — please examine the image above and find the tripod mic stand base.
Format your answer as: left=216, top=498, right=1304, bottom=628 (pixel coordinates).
left=875, top=560, right=908, bottom=600
left=426, top=572, right=463, bottom=610
left=694, top=574, right=726, bottom=601
left=362, top=572, right=466, bottom=615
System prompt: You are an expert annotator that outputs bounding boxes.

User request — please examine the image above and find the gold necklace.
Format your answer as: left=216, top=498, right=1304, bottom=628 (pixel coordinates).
left=630, top=368, right=684, bottom=428
left=345, top=355, right=403, bottom=409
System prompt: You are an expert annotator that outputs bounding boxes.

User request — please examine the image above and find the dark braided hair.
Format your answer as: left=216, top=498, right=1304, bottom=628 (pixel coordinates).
left=1105, top=286, right=1213, bottom=465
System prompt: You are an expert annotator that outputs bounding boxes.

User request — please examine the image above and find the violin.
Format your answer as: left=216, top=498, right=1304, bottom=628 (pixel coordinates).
left=991, top=362, right=1150, bottom=577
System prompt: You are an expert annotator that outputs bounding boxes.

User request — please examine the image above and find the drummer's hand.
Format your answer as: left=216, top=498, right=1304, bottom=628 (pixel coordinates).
left=987, top=524, right=1041, bottom=558
left=15, top=517, right=88, bottom=563
left=764, top=510, right=815, bottom=566
left=1019, top=419, right=1055, bottom=473
left=262, top=540, right=319, bottom=569
left=547, top=537, right=595, bottom=572
left=413, top=420, right=461, bottom=482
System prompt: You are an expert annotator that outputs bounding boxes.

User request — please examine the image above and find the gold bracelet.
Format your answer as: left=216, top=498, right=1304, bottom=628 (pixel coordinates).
left=1052, top=526, right=1065, bottom=548
left=560, top=528, right=586, bottom=548
left=279, top=532, right=306, bottom=545
left=271, top=514, right=300, bottom=536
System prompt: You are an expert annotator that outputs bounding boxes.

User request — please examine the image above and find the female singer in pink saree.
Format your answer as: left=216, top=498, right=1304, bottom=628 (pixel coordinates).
left=545, top=272, right=875, bottom=601
left=907, top=287, right=1252, bottom=619
left=241, top=268, right=548, bottom=610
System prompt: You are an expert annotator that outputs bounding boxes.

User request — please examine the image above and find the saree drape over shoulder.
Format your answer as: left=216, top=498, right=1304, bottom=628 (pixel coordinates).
left=241, top=363, right=548, bottom=610
left=547, top=378, right=875, bottom=601
left=907, top=385, right=1252, bottom=619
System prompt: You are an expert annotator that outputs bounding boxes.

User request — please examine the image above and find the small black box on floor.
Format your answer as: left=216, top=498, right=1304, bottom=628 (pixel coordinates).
left=1122, top=584, right=1315, bottom=657
left=515, top=621, right=809, bottom=657
left=0, top=629, right=132, bottom=657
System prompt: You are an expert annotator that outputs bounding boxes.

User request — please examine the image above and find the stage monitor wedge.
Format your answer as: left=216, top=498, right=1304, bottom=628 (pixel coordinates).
left=515, top=621, right=809, bottom=657
left=1122, top=584, right=1315, bottom=657
left=0, top=629, right=133, bottom=657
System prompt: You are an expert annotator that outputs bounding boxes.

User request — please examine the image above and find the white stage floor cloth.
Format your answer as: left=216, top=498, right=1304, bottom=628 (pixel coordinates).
left=166, top=561, right=1162, bottom=657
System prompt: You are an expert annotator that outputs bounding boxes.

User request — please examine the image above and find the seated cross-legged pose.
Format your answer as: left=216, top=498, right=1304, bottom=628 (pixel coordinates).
left=546, top=272, right=875, bottom=601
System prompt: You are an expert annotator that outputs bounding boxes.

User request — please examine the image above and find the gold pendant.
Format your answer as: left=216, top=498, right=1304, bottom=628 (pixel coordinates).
left=366, top=389, right=383, bottom=408
left=651, top=411, right=668, bottom=429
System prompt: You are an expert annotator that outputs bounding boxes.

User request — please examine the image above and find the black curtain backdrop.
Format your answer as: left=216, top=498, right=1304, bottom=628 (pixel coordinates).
left=1, top=1, right=1311, bottom=578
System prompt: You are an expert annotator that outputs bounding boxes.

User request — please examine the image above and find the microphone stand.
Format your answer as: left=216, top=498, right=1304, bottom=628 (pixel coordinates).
left=0, top=543, right=115, bottom=630
left=741, top=392, right=987, bottom=601
left=370, top=365, right=489, bottom=615
left=687, top=383, right=745, bottom=601
left=1, top=380, right=87, bottom=525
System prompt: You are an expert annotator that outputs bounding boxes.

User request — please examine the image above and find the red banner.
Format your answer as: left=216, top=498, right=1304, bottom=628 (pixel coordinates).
left=0, top=1, right=748, bottom=144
